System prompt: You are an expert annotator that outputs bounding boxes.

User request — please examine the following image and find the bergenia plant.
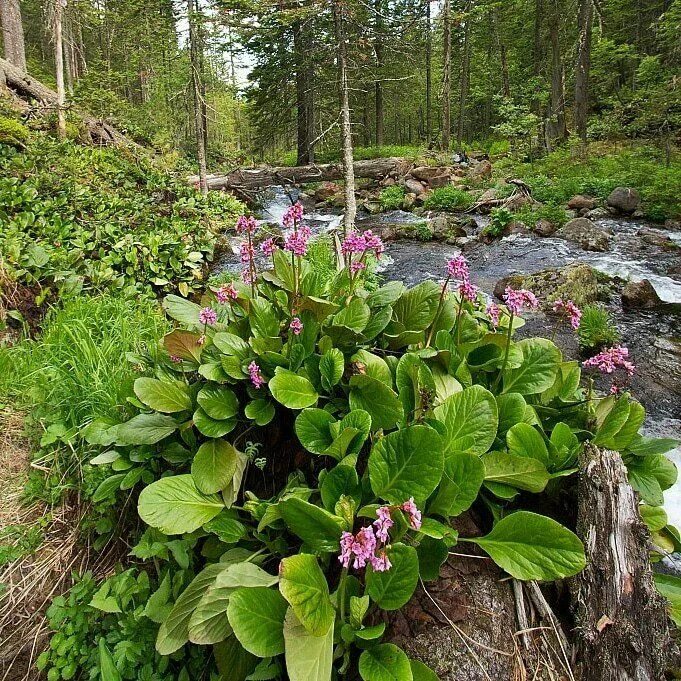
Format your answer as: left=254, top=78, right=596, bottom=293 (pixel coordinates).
left=85, top=219, right=678, bottom=681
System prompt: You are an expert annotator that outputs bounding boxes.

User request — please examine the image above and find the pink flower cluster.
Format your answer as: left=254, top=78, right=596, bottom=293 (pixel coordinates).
left=248, top=361, right=265, bottom=389
left=486, top=302, right=501, bottom=328
left=338, top=498, right=422, bottom=573
left=261, top=238, right=278, bottom=256
left=284, top=225, right=312, bottom=256
left=216, top=283, right=238, bottom=304
left=583, top=346, right=635, bottom=377
left=282, top=202, right=304, bottom=229
left=290, top=317, right=303, bottom=335
left=446, top=255, right=478, bottom=302
left=236, top=215, right=258, bottom=235
left=341, top=229, right=385, bottom=258
left=503, top=287, right=539, bottom=316
left=552, top=299, right=582, bottom=330
left=240, top=242, right=254, bottom=264
left=199, top=307, right=217, bottom=326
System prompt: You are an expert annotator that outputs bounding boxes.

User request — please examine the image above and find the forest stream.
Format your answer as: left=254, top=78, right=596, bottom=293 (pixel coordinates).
left=215, top=185, right=681, bottom=538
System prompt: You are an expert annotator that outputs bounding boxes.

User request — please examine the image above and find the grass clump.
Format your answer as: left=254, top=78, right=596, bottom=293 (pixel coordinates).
left=379, top=185, right=406, bottom=210
left=423, top=186, right=473, bottom=211
left=577, top=304, right=621, bottom=351
left=0, top=116, right=29, bottom=147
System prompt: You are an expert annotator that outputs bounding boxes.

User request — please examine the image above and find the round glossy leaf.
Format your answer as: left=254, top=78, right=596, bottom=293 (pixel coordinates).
left=366, top=543, right=419, bottom=611
left=193, top=408, right=236, bottom=438
left=359, top=643, right=413, bottom=681
left=269, top=368, right=319, bottom=409
left=191, top=440, right=239, bottom=494
left=134, top=377, right=192, bottom=413
left=197, top=385, right=239, bottom=420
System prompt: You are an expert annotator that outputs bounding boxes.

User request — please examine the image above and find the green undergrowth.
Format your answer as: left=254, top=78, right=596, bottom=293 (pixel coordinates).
left=422, top=186, right=473, bottom=211
left=0, top=294, right=168, bottom=503
left=0, top=106, right=242, bottom=304
left=493, top=143, right=681, bottom=221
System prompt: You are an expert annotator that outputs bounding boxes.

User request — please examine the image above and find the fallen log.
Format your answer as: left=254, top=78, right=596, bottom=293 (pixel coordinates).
left=0, top=57, right=132, bottom=147
left=190, top=157, right=414, bottom=191
left=571, top=443, right=678, bottom=680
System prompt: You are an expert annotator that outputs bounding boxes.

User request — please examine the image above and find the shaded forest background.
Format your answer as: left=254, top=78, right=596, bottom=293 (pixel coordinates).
left=1, top=0, right=680, bottom=166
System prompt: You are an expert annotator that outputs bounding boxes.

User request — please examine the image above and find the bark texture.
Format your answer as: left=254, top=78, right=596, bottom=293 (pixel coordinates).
left=571, top=444, right=678, bottom=681
left=574, top=0, right=593, bottom=144
left=0, top=0, right=25, bottom=72
left=188, top=0, right=208, bottom=195
left=189, top=157, right=413, bottom=191
left=441, top=0, right=451, bottom=150
left=0, top=56, right=132, bottom=146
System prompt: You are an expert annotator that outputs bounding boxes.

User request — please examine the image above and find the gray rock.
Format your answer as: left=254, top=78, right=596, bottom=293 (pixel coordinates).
left=637, top=227, right=674, bottom=248
left=585, top=207, right=611, bottom=220
left=534, top=219, right=557, bottom=236
left=557, top=217, right=612, bottom=252
left=402, top=193, right=417, bottom=210
left=468, top=159, right=492, bottom=180
left=621, top=279, right=663, bottom=309
left=410, top=166, right=452, bottom=182
left=607, top=187, right=641, bottom=214
left=568, top=194, right=597, bottom=211
left=429, top=213, right=470, bottom=240
left=663, top=218, right=681, bottom=231
left=427, top=174, right=452, bottom=189
left=404, top=178, right=426, bottom=196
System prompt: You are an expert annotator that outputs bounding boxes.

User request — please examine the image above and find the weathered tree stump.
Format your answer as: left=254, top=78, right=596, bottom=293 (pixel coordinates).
left=571, top=444, right=678, bottom=680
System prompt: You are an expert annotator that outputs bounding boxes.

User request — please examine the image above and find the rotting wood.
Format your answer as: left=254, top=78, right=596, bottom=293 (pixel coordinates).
left=189, top=157, right=414, bottom=191
left=0, top=56, right=133, bottom=147
left=571, top=443, right=679, bottom=680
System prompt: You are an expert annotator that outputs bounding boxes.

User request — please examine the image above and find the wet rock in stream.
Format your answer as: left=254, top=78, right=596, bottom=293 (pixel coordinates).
left=557, top=217, right=612, bottom=252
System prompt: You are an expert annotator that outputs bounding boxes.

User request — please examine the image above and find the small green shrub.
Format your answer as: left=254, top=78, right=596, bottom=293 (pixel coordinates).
left=577, top=304, right=621, bottom=350
left=0, top=116, right=29, bottom=146
left=379, top=185, right=406, bottom=210
left=516, top=203, right=569, bottom=230
left=482, top=207, right=514, bottom=238
left=37, top=569, right=212, bottom=681
left=423, top=186, right=473, bottom=211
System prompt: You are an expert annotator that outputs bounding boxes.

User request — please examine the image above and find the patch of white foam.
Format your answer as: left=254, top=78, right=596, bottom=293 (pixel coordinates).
left=590, top=255, right=681, bottom=303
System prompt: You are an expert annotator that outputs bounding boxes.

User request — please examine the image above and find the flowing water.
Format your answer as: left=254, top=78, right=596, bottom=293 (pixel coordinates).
left=215, top=186, right=681, bottom=528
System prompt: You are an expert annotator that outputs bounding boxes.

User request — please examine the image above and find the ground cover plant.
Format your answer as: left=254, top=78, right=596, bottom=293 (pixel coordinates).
left=54, top=204, right=678, bottom=681
left=0, top=109, right=242, bottom=311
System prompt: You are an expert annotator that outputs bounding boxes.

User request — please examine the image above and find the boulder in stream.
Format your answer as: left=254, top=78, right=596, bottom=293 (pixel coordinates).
left=494, top=263, right=604, bottom=309
left=534, top=219, right=558, bottom=236
left=557, top=217, right=612, bottom=252
left=621, top=279, right=663, bottom=309
left=607, top=186, right=641, bottom=214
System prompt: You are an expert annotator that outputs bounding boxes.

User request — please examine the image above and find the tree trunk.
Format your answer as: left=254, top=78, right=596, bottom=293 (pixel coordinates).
left=424, top=0, right=432, bottom=143
left=189, top=157, right=411, bottom=191
left=374, top=0, right=384, bottom=147
left=546, top=0, right=567, bottom=144
left=334, top=0, right=356, bottom=234
left=54, top=0, right=66, bottom=139
left=456, top=0, right=473, bottom=147
left=188, top=0, right=207, bottom=195
left=574, top=0, right=593, bottom=146
left=0, top=0, right=26, bottom=72
left=292, top=14, right=315, bottom=165
left=441, top=0, right=451, bottom=150
left=571, top=444, right=678, bottom=680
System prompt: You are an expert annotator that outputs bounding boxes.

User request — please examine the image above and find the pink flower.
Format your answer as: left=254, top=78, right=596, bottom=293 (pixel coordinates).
left=199, top=307, right=217, bottom=326
left=363, top=230, right=385, bottom=258
left=583, top=346, right=635, bottom=377
left=341, top=230, right=366, bottom=255
left=236, top=215, right=258, bottom=235
left=284, top=225, right=312, bottom=257
left=290, top=317, right=303, bottom=335
left=400, top=497, right=422, bottom=530
left=351, top=526, right=378, bottom=569
left=248, top=361, right=265, bottom=389
left=169, top=354, right=182, bottom=363
left=339, top=531, right=354, bottom=568
left=216, top=283, right=238, bottom=304
left=370, top=549, right=392, bottom=572
left=553, top=299, right=582, bottom=330
left=240, top=242, right=254, bottom=264
left=197, top=334, right=206, bottom=346
left=458, top=278, right=479, bottom=303
left=242, top=268, right=255, bottom=285
left=282, top=202, right=304, bottom=228
left=503, top=287, right=539, bottom=316
left=486, top=302, right=501, bottom=328
left=373, top=506, right=394, bottom=543
left=261, top=238, right=278, bottom=256
left=350, top=261, right=367, bottom=274
left=447, top=255, right=470, bottom=281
